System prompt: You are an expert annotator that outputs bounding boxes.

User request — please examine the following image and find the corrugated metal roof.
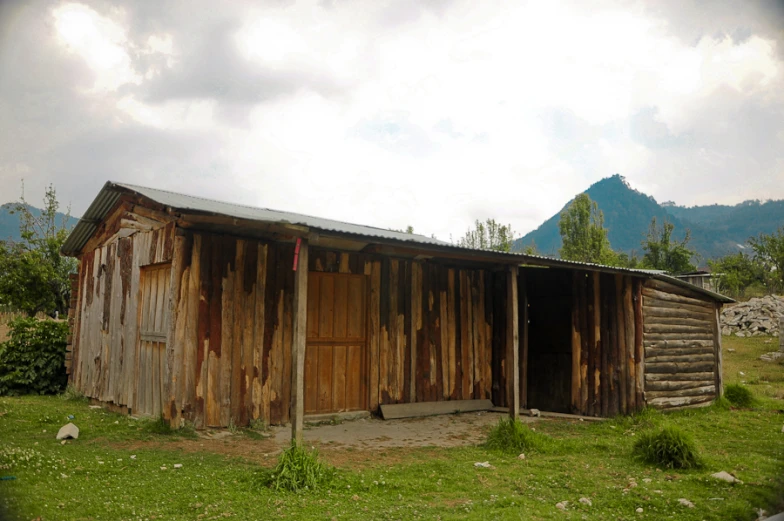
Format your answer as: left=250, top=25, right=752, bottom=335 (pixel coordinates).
left=61, top=181, right=734, bottom=303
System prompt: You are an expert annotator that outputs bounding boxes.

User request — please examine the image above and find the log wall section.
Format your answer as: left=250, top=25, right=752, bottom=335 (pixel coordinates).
left=641, top=279, right=720, bottom=409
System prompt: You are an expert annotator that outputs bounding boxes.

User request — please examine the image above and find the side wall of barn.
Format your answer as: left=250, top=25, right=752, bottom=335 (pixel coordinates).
left=167, top=230, right=510, bottom=428
left=641, top=279, right=722, bottom=410
left=70, top=207, right=175, bottom=415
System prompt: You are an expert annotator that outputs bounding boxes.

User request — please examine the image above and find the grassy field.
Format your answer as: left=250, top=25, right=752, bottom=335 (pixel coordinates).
left=1, top=335, right=783, bottom=521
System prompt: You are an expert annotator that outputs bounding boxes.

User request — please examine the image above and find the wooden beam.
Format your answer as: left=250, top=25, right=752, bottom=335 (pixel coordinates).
left=520, top=271, right=529, bottom=409
left=571, top=272, right=581, bottom=413
left=506, top=266, right=520, bottom=420
left=380, top=399, right=493, bottom=420
left=592, top=272, right=601, bottom=416
left=290, top=239, right=309, bottom=445
left=714, top=304, right=723, bottom=398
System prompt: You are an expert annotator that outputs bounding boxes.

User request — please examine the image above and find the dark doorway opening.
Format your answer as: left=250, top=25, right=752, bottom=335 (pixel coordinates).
left=524, top=268, right=573, bottom=413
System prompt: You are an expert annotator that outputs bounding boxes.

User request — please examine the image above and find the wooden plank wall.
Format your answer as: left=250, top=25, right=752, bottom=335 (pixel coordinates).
left=165, top=241, right=505, bottom=428
left=71, top=214, right=175, bottom=411
left=569, top=271, right=643, bottom=416
left=641, top=279, right=719, bottom=410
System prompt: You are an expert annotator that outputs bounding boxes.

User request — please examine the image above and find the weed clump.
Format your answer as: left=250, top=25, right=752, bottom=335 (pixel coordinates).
left=632, top=425, right=701, bottom=469
left=59, top=385, right=87, bottom=403
left=142, top=416, right=175, bottom=435
left=484, top=418, right=553, bottom=454
left=724, top=384, right=756, bottom=408
left=262, top=442, right=335, bottom=492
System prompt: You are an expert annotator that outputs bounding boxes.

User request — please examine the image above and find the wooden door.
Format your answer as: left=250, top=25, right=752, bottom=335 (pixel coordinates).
left=135, top=263, right=171, bottom=417
left=305, top=272, right=367, bottom=415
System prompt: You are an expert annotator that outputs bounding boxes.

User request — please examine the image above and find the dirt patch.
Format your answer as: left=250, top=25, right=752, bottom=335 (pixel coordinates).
left=110, top=412, right=535, bottom=468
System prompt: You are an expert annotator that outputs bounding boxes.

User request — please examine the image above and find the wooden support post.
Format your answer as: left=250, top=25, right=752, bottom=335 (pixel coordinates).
left=506, top=266, right=520, bottom=420
left=592, top=272, right=601, bottom=416
left=571, top=272, right=581, bottom=414
left=291, top=239, right=309, bottom=445
left=520, top=271, right=529, bottom=410
left=714, top=304, right=723, bottom=398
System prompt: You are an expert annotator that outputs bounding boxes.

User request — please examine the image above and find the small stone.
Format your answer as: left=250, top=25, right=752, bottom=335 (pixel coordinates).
left=711, top=471, right=740, bottom=483
left=727, top=348, right=736, bottom=352
left=160, top=466, right=167, bottom=470
left=636, top=507, right=643, bottom=513
left=130, top=455, right=136, bottom=460
left=579, top=497, right=592, bottom=506
left=173, top=464, right=182, bottom=469
left=89, top=405, right=101, bottom=409
left=555, top=501, right=568, bottom=510
left=351, top=494, right=359, bottom=501
left=60, top=440, right=67, bottom=445
left=56, top=423, right=79, bottom=440
left=643, top=478, right=651, bottom=483
left=678, top=498, right=695, bottom=508
left=474, top=461, right=492, bottom=468
left=518, top=454, right=526, bottom=460
left=529, top=409, right=541, bottom=417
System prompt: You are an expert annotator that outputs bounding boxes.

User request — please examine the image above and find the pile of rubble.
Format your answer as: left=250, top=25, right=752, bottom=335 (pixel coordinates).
left=721, top=295, right=783, bottom=337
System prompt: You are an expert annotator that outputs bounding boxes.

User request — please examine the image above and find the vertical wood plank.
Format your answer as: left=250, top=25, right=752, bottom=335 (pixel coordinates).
left=347, top=345, right=362, bottom=410
left=409, top=262, right=420, bottom=402
left=713, top=304, right=723, bottom=398
left=334, top=275, right=348, bottom=339
left=368, top=261, right=380, bottom=412
left=254, top=243, right=267, bottom=423
left=307, top=274, right=320, bottom=338
left=614, top=274, right=625, bottom=416
left=634, top=281, right=645, bottom=408
left=506, top=266, right=520, bottom=419
left=317, top=345, right=333, bottom=413
left=304, top=347, right=318, bottom=414
left=520, top=271, right=529, bottom=409
left=318, top=275, right=334, bottom=339
left=623, top=277, right=636, bottom=412
left=291, top=240, right=309, bottom=444
left=447, top=269, right=457, bottom=399
left=592, top=272, right=601, bottom=416
left=333, top=345, right=347, bottom=411
left=167, top=232, right=187, bottom=425
left=571, top=272, right=581, bottom=413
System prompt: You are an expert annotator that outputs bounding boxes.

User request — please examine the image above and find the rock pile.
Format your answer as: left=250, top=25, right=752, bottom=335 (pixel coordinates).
left=721, top=295, right=783, bottom=337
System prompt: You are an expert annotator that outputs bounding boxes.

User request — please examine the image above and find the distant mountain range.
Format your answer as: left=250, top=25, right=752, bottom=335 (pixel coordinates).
left=0, top=203, right=79, bottom=243
left=515, top=174, right=784, bottom=262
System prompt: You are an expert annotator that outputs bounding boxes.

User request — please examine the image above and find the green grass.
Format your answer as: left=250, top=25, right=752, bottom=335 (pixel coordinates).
left=724, top=384, right=758, bottom=408
left=0, top=334, right=782, bottom=520
left=260, top=442, right=335, bottom=492
left=484, top=417, right=555, bottom=454
left=632, top=425, right=702, bottom=469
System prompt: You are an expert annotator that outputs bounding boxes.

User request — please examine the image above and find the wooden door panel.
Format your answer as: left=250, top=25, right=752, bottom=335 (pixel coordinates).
left=136, top=263, right=171, bottom=417
left=305, top=273, right=367, bottom=414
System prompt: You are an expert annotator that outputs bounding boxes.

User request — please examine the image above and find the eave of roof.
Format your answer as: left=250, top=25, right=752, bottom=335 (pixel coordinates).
left=61, top=181, right=734, bottom=304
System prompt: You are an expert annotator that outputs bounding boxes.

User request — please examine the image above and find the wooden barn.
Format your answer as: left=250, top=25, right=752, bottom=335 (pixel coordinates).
left=62, top=182, right=733, bottom=438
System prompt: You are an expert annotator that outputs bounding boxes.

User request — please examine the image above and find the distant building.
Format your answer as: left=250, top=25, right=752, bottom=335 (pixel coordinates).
left=675, top=271, right=718, bottom=293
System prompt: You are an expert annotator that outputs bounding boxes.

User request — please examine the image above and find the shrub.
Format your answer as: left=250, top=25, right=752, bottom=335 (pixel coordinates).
left=484, top=418, right=553, bottom=454
left=632, top=425, right=701, bottom=469
left=0, top=317, right=68, bottom=396
left=724, top=384, right=756, bottom=408
left=262, top=442, right=335, bottom=492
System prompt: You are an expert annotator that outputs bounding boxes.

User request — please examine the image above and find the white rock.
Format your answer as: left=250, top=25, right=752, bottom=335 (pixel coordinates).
left=636, top=507, right=643, bottom=513
left=529, top=409, right=541, bottom=417
left=88, top=405, right=101, bottom=409
left=56, top=423, right=79, bottom=440
left=130, top=455, right=136, bottom=460
left=579, top=497, right=592, bottom=506
left=474, top=461, right=492, bottom=468
left=555, top=501, right=568, bottom=510
left=711, top=471, right=740, bottom=483
left=643, top=478, right=652, bottom=483
left=518, top=454, right=526, bottom=460
left=678, top=498, right=695, bottom=508
left=173, top=463, right=182, bottom=469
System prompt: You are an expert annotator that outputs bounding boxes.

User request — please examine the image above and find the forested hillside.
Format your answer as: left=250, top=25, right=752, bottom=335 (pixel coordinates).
left=0, top=203, right=79, bottom=242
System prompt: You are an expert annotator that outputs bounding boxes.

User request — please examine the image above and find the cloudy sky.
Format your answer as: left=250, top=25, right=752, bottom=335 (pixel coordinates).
left=1, top=0, right=783, bottom=240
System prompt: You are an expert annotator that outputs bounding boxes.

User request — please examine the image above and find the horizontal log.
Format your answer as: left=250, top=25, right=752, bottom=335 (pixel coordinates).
left=643, top=323, right=713, bottom=334
left=645, top=346, right=714, bottom=358
left=644, top=339, right=713, bottom=349
left=646, top=278, right=714, bottom=302
left=643, top=297, right=715, bottom=316
left=646, top=371, right=715, bottom=382
left=642, top=286, right=714, bottom=309
left=645, top=361, right=715, bottom=374
left=647, top=395, right=714, bottom=409
left=643, top=307, right=713, bottom=320
left=641, top=315, right=714, bottom=328
left=645, top=353, right=714, bottom=364
left=645, top=385, right=715, bottom=399
left=644, top=332, right=714, bottom=342
left=645, top=380, right=715, bottom=392
left=380, top=399, right=494, bottom=420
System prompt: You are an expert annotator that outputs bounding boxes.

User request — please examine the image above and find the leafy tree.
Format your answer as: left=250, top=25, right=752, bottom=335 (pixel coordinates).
left=558, top=193, right=615, bottom=264
left=748, top=226, right=784, bottom=292
left=0, top=317, right=69, bottom=395
left=0, top=184, right=77, bottom=315
left=707, top=252, right=767, bottom=297
left=457, top=219, right=517, bottom=252
left=640, top=217, right=696, bottom=274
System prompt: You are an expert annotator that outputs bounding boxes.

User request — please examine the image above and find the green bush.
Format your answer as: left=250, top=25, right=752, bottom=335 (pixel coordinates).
left=632, top=425, right=701, bottom=469
left=0, top=317, right=68, bottom=396
left=261, top=442, right=335, bottom=492
left=484, top=418, right=553, bottom=454
left=724, top=384, right=756, bottom=408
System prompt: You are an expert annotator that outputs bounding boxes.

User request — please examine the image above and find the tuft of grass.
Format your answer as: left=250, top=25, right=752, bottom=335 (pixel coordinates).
left=227, top=417, right=240, bottom=434
left=711, top=395, right=732, bottom=410
left=632, top=425, right=702, bottom=469
left=141, top=415, right=175, bottom=435
left=260, top=442, right=335, bottom=492
left=59, top=385, right=87, bottom=403
left=484, top=418, right=554, bottom=454
left=724, top=384, right=757, bottom=408
left=249, top=418, right=267, bottom=432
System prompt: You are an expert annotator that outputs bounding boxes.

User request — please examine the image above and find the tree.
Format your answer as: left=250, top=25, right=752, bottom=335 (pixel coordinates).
left=558, top=193, right=615, bottom=264
left=748, top=226, right=784, bottom=292
left=456, top=219, right=517, bottom=252
left=0, top=184, right=77, bottom=316
left=707, top=252, right=767, bottom=297
left=640, top=217, right=696, bottom=275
